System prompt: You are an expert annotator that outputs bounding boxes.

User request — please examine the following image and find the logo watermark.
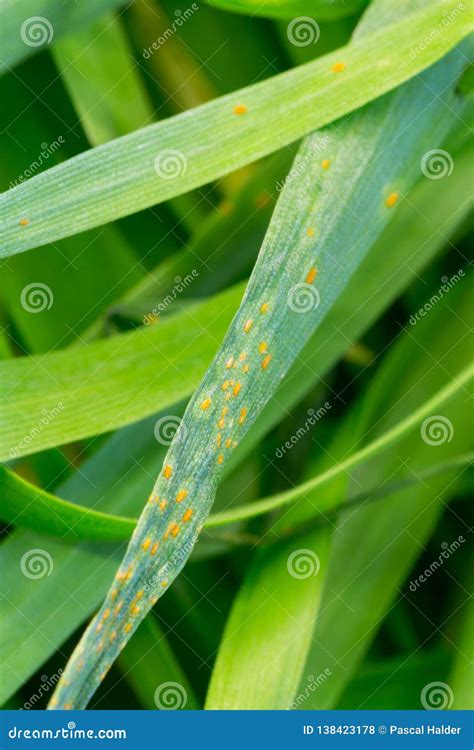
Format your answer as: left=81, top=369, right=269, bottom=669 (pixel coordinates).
left=409, top=3, right=464, bottom=58
left=20, top=282, right=54, bottom=313
left=421, top=681, right=454, bottom=710
left=143, top=271, right=198, bottom=324
left=287, top=17, right=320, bottom=47
left=20, top=16, right=53, bottom=47
left=275, top=402, right=331, bottom=458
left=420, top=415, right=454, bottom=446
left=421, top=149, right=454, bottom=180
left=409, top=270, right=465, bottom=325
left=9, top=402, right=65, bottom=459
left=143, top=5, right=199, bottom=58
left=154, top=681, right=187, bottom=709
left=288, top=670, right=332, bottom=709
left=287, top=549, right=320, bottom=579
left=20, top=549, right=53, bottom=580
left=408, top=536, right=465, bottom=592
left=9, top=137, right=65, bottom=189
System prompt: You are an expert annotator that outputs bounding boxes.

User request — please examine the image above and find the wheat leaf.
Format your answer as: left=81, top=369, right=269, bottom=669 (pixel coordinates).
left=1, top=0, right=470, bottom=257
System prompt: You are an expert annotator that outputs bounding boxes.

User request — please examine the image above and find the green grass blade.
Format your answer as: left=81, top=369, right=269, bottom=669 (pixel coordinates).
left=207, top=368, right=474, bottom=526
left=206, top=283, right=472, bottom=708
left=0, top=150, right=468, bottom=701
left=205, top=0, right=368, bottom=20
left=0, top=466, right=136, bottom=541
left=0, top=0, right=125, bottom=71
left=47, top=28, right=468, bottom=711
left=51, top=15, right=153, bottom=146
left=1, top=0, right=470, bottom=257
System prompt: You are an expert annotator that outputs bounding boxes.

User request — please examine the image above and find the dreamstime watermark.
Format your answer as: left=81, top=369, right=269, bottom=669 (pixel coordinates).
left=143, top=5, right=199, bottom=58
left=142, top=538, right=195, bottom=594
left=154, top=149, right=188, bottom=180
left=20, top=282, right=54, bottom=313
left=287, top=549, right=320, bottom=579
left=287, top=283, right=320, bottom=313
left=421, top=149, right=454, bottom=180
left=409, top=3, right=464, bottom=58
left=420, top=415, right=454, bottom=446
left=421, top=681, right=454, bottom=709
left=9, top=137, right=65, bottom=189
left=20, top=549, right=54, bottom=580
left=8, top=724, right=127, bottom=740
left=275, top=402, right=331, bottom=458
left=408, top=536, right=465, bottom=592
left=287, top=17, right=320, bottom=47
left=409, top=269, right=465, bottom=325
left=288, top=669, right=332, bottom=709
left=143, top=271, right=199, bottom=324
left=154, top=415, right=186, bottom=445
left=276, top=135, right=331, bottom=192
left=154, top=681, right=187, bottom=709
left=9, top=402, right=65, bottom=458
left=21, top=671, right=63, bottom=709
left=20, top=16, right=54, bottom=47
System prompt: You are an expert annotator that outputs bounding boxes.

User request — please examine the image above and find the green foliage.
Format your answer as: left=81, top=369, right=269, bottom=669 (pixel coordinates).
left=0, top=0, right=472, bottom=715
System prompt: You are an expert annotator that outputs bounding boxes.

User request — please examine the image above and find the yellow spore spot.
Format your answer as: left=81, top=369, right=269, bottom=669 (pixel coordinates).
left=176, top=489, right=188, bottom=503
left=222, top=406, right=229, bottom=416
left=306, top=227, right=315, bottom=237
left=95, top=622, right=103, bottom=633
left=332, top=61, right=346, bottom=73
left=142, top=538, right=151, bottom=552
left=217, top=454, right=224, bottom=465
left=222, top=380, right=230, bottom=391
left=217, top=433, right=222, bottom=447
left=258, top=341, right=268, bottom=354
left=110, top=631, right=117, bottom=641
left=124, top=623, right=133, bottom=633
left=136, top=591, right=144, bottom=600
left=321, top=159, right=330, bottom=170
left=150, top=542, right=159, bottom=555
left=234, top=103, right=248, bottom=115
left=19, top=218, right=29, bottom=227
left=306, top=267, right=318, bottom=284
left=239, top=407, right=247, bottom=425
left=102, top=608, right=110, bottom=620
left=239, top=352, right=247, bottom=361
left=114, top=602, right=123, bottom=616
left=183, top=508, right=193, bottom=522
left=262, top=354, right=272, bottom=370
left=243, top=319, right=253, bottom=333
left=243, top=364, right=250, bottom=373
left=218, top=417, right=225, bottom=429
left=260, top=302, right=269, bottom=314
left=161, top=581, right=168, bottom=588
left=110, top=589, right=117, bottom=600
left=201, top=397, right=212, bottom=410
left=386, top=191, right=399, bottom=208
left=233, top=382, right=242, bottom=396
left=131, top=605, right=140, bottom=615
left=159, top=499, right=167, bottom=511
left=171, top=524, right=180, bottom=538
left=163, top=465, right=173, bottom=479
left=226, top=356, right=234, bottom=369
left=225, top=438, right=232, bottom=448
